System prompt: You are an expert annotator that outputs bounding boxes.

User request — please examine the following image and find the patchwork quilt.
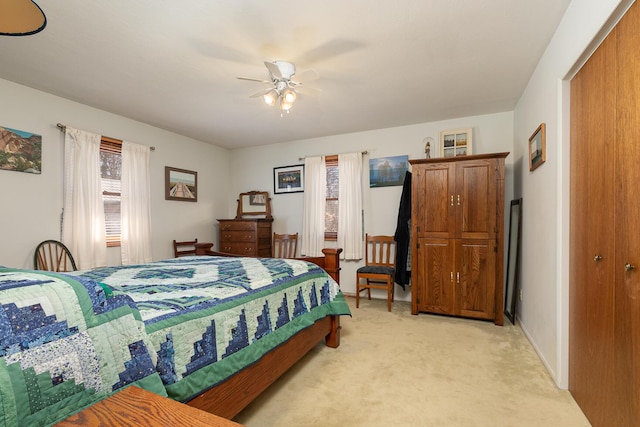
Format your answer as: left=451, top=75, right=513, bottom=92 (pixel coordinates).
left=0, top=268, right=165, bottom=427
left=0, top=255, right=350, bottom=426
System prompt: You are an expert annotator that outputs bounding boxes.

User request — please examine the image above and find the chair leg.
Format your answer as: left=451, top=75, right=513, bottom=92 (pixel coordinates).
left=356, top=275, right=360, bottom=308
left=366, top=279, right=372, bottom=300
left=387, top=279, right=392, bottom=312
left=392, top=281, right=395, bottom=302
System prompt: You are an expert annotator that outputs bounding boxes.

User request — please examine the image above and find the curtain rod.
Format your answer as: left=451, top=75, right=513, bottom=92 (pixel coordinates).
left=298, top=150, right=368, bottom=161
left=56, top=123, right=156, bottom=151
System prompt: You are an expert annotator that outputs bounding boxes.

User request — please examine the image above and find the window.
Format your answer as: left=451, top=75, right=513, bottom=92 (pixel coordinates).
left=99, top=137, right=122, bottom=247
left=325, top=155, right=338, bottom=240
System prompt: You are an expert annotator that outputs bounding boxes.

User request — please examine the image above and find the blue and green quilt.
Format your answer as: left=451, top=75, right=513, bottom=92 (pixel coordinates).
left=0, top=256, right=350, bottom=426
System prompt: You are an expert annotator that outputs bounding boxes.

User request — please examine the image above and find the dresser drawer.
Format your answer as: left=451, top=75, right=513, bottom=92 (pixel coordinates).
left=219, top=221, right=258, bottom=232
left=219, top=243, right=257, bottom=255
left=220, top=231, right=257, bottom=243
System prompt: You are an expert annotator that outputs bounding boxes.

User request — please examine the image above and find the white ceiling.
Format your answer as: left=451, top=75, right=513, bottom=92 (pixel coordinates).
left=0, top=0, right=572, bottom=149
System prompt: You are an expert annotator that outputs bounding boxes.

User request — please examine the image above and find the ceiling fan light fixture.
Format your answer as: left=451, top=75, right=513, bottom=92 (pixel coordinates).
left=282, top=88, right=297, bottom=104
left=279, top=98, right=294, bottom=111
left=263, top=89, right=278, bottom=106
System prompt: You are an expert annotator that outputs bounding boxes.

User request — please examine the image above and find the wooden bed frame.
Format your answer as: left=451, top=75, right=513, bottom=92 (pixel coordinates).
left=187, top=244, right=344, bottom=419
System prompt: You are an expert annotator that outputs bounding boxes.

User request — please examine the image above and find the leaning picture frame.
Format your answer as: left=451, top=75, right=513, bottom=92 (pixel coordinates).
left=439, top=128, right=472, bottom=158
left=529, top=123, right=546, bottom=171
left=273, top=164, right=304, bottom=194
left=165, top=166, right=198, bottom=202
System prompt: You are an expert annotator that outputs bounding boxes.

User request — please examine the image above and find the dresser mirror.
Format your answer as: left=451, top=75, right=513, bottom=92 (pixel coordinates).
left=236, top=191, right=272, bottom=219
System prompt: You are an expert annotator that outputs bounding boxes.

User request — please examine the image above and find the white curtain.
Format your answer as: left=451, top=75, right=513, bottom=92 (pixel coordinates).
left=338, top=152, right=363, bottom=260
left=62, top=127, right=107, bottom=269
left=120, top=141, right=153, bottom=264
left=301, top=156, right=326, bottom=257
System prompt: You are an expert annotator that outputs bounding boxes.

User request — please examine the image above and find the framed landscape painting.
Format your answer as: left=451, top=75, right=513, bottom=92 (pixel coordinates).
left=0, top=125, right=42, bottom=174
left=369, top=155, right=408, bottom=187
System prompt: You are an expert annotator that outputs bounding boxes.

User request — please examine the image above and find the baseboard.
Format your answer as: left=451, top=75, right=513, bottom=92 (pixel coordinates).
left=517, top=319, right=561, bottom=388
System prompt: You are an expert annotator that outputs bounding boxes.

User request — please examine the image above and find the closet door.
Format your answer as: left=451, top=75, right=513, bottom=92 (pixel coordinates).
left=569, top=19, right=617, bottom=426
left=614, top=5, right=640, bottom=424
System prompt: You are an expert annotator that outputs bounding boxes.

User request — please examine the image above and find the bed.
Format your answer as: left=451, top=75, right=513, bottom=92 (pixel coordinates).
left=0, top=248, right=349, bottom=426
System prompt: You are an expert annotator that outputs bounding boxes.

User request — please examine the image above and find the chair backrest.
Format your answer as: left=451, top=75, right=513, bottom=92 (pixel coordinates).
left=364, top=234, right=396, bottom=267
left=272, top=233, right=298, bottom=258
left=173, top=238, right=198, bottom=257
left=34, top=240, right=77, bottom=272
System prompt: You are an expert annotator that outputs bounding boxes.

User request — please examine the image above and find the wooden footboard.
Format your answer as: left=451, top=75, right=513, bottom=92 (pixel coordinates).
left=189, top=243, right=344, bottom=419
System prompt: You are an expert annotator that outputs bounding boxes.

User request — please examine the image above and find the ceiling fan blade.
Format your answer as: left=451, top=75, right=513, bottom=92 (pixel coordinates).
left=249, top=88, right=273, bottom=98
left=297, top=69, right=320, bottom=83
left=264, top=61, right=283, bottom=79
left=297, top=39, right=365, bottom=65
left=295, top=85, right=322, bottom=98
left=237, top=76, right=271, bottom=83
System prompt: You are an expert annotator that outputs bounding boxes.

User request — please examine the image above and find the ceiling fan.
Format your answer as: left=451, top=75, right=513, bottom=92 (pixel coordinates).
left=237, top=61, right=318, bottom=114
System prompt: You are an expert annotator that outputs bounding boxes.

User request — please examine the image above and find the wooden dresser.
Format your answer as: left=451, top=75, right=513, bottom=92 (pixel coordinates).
left=409, top=152, right=508, bottom=325
left=218, top=218, right=273, bottom=257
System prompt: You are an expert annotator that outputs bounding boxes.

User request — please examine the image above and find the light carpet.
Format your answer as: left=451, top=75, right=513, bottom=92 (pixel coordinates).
left=234, top=297, right=590, bottom=427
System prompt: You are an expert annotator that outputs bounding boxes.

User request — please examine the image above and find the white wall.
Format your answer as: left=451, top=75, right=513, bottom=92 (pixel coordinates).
left=228, top=111, right=514, bottom=299
left=0, top=78, right=232, bottom=268
left=513, top=0, right=630, bottom=388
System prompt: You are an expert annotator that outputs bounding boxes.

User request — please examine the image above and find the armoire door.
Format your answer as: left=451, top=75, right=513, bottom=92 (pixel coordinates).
left=455, top=160, right=497, bottom=240
left=413, top=237, right=454, bottom=315
left=457, top=239, right=496, bottom=320
left=412, top=163, right=456, bottom=239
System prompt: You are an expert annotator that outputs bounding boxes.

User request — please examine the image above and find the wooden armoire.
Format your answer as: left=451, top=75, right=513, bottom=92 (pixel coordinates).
left=569, top=3, right=640, bottom=426
left=409, top=152, right=508, bottom=325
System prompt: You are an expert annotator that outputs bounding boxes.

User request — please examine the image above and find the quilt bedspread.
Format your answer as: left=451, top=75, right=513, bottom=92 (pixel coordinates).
left=0, top=268, right=166, bottom=427
left=71, top=256, right=351, bottom=402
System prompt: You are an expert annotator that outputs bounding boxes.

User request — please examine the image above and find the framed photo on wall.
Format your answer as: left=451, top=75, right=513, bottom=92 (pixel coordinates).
left=273, top=164, right=304, bottom=194
left=165, top=166, right=198, bottom=202
left=439, top=128, right=472, bottom=157
left=369, top=155, right=409, bottom=187
left=529, top=123, right=546, bottom=171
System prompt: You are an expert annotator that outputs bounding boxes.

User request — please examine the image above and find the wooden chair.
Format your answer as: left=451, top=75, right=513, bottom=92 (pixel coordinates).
left=173, top=238, right=198, bottom=257
left=356, top=234, right=396, bottom=311
left=34, top=240, right=77, bottom=272
left=272, top=233, right=298, bottom=258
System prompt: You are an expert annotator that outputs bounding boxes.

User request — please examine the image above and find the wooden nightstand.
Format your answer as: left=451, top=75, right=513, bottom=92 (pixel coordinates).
left=54, top=386, right=245, bottom=427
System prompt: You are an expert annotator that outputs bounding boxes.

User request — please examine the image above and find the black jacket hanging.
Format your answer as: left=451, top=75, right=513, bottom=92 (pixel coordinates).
left=394, top=171, right=412, bottom=289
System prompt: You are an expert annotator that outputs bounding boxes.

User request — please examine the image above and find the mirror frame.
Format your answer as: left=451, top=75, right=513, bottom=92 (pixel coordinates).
left=236, top=191, right=272, bottom=219
left=504, top=198, right=523, bottom=324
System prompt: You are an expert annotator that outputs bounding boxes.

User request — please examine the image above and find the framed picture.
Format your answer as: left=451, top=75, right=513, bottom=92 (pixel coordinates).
left=439, top=128, right=472, bottom=158
left=369, top=155, right=409, bottom=187
left=0, top=125, right=42, bottom=174
left=165, top=166, right=197, bottom=202
left=529, top=123, right=546, bottom=171
left=273, top=164, right=304, bottom=194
